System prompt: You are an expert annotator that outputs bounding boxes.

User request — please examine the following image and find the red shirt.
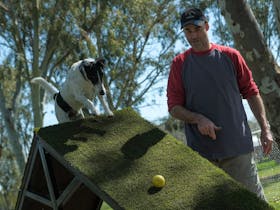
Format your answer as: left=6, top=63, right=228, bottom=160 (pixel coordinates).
left=167, top=43, right=259, bottom=112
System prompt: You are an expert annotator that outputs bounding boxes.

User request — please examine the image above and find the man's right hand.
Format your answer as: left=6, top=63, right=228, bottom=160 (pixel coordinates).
left=196, top=115, right=222, bottom=140
left=170, top=105, right=221, bottom=140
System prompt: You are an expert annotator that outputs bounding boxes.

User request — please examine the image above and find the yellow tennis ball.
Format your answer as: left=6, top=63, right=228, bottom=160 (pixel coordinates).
left=33, top=127, right=40, bottom=134
left=152, top=175, right=166, bottom=188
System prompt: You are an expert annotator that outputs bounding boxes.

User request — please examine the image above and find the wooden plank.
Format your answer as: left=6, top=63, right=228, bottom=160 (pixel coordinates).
left=38, top=142, right=58, bottom=210
left=57, top=177, right=81, bottom=206
left=16, top=137, right=39, bottom=210
left=25, top=191, right=52, bottom=207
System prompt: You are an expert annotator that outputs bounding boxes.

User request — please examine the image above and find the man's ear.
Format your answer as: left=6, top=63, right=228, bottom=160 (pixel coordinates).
left=205, top=22, right=209, bottom=31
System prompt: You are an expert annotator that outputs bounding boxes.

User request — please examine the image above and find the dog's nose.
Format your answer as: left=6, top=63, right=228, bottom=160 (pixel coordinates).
left=99, top=89, right=105, bottom=95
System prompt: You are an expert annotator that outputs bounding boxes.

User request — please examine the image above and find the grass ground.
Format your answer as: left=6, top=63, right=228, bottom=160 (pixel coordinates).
left=258, top=160, right=280, bottom=177
left=258, top=159, right=280, bottom=210
left=101, top=202, right=112, bottom=210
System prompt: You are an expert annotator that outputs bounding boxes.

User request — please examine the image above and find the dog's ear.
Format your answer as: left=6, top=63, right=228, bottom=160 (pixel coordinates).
left=79, top=61, right=86, bottom=72
left=96, top=58, right=106, bottom=68
left=80, top=60, right=88, bottom=68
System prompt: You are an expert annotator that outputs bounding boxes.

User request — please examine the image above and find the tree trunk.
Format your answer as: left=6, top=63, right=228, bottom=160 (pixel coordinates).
left=218, top=0, right=280, bottom=148
left=273, top=0, right=280, bottom=35
left=2, top=193, right=11, bottom=210
left=31, top=0, right=43, bottom=128
left=0, top=87, right=25, bottom=173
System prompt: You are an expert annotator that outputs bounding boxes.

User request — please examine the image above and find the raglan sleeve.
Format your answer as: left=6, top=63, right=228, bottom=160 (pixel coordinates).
left=167, top=57, right=185, bottom=112
left=232, top=50, right=259, bottom=98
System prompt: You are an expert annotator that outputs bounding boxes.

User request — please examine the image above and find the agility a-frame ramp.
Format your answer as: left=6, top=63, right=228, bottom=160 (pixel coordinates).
left=15, top=134, right=106, bottom=210
left=15, top=108, right=273, bottom=210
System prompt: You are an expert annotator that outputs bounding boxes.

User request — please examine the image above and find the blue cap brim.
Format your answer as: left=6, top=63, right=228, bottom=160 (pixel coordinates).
left=181, top=19, right=205, bottom=29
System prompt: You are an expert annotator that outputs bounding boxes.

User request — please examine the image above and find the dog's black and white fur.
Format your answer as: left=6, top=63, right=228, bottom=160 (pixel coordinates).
left=31, top=58, right=114, bottom=123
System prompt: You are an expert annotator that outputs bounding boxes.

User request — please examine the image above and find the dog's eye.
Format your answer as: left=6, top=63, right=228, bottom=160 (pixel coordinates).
left=82, top=59, right=95, bottom=67
left=83, top=62, right=91, bottom=67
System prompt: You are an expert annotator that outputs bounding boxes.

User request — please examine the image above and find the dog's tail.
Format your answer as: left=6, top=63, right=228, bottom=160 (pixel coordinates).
left=31, top=77, right=59, bottom=96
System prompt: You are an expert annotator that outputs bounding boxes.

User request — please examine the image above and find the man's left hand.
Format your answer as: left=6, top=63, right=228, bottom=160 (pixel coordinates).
left=260, top=130, right=273, bottom=155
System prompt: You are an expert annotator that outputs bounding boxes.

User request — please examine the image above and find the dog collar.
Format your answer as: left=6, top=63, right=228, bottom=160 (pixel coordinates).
left=54, top=92, right=75, bottom=114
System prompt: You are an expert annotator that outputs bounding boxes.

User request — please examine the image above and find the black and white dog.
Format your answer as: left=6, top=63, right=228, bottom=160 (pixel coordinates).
left=31, top=58, right=114, bottom=123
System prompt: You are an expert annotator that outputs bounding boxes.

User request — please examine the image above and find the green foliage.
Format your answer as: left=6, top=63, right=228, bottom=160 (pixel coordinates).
left=100, top=1, right=179, bottom=108
left=0, top=63, right=17, bottom=108
left=263, top=181, right=280, bottom=210
left=258, top=159, right=279, bottom=171
left=248, top=0, right=280, bottom=50
left=258, top=159, right=280, bottom=178
left=0, top=142, right=21, bottom=210
left=100, top=202, right=113, bottom=210
left=257, top=159, right=280, bottom=209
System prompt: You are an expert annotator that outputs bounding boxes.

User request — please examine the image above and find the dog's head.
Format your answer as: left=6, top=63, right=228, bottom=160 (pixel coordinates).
left=79, top=58, right=106, bottom=95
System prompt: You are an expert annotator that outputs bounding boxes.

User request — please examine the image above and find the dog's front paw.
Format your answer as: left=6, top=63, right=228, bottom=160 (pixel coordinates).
left=107, top=111, right=114, bottom=118
left=68, top=110, right=84, bottom=121
left=91, top=110, right=100, bottom=116
left=90, top=112, right=99, bottom=117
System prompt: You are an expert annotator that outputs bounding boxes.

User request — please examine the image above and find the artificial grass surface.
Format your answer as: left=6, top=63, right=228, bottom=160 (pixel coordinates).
left=37, top=108, right=273, bottom=210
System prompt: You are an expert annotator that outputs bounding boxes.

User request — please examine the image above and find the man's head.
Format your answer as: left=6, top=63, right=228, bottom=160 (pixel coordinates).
left=180, top=8, right=207, bottom=29
left=180, top=8, right=210, bottom=52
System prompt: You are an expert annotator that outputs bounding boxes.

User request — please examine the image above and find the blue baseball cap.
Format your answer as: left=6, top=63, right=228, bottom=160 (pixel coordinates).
left=181, top=8, right=207, bottom=29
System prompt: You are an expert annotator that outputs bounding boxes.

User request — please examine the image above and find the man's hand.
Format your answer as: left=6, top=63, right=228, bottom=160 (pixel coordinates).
left=169, top=106, right=221, bottom=140
left=260, top=130, right=273, bottom=155
left=197, top=115, right=222, bottom=140
left=246, top=94, right=273, bottom=155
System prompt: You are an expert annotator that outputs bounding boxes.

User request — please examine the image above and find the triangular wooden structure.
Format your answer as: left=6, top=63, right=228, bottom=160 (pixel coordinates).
left=15, top=134, right=115, bottom=210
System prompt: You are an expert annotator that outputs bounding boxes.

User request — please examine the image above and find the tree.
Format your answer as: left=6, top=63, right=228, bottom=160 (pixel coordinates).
left=0, top=1, right=99, bottom=207
left=0, top=1, right=181, bottom=207
left=69, top=0, right=180, bottom=111
left=273, top=0, right=280, bottom=37
left=218, top=0, right=280, bottom=149
left=0, top=0, right=92, bottom=181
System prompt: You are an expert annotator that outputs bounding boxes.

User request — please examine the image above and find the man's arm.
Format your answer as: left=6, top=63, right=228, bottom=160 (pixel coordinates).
left=170, top=105, right=221, bottom=140
left=247, top=94, right=273, bottom=155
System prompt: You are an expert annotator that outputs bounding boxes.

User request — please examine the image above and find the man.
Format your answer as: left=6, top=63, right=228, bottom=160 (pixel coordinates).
left=167, top=8, right=273, bottom=201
